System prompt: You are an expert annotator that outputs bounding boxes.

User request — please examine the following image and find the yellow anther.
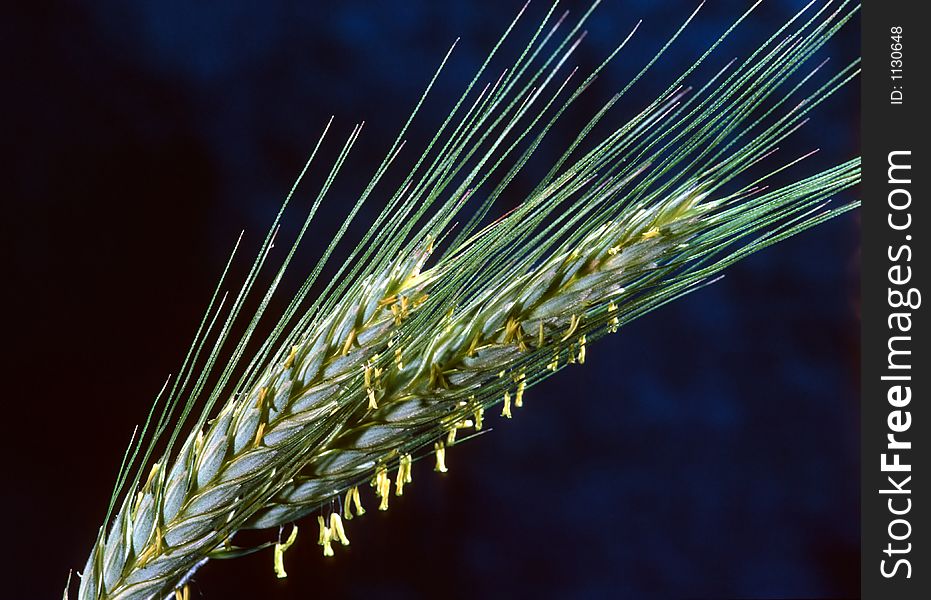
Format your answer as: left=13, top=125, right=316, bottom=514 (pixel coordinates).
left=378, top=294, right=398, bottom=307
left=317, top=515, right=334, bottom=557
left=447, top=426, right=458, bottom=445
left=342, top=327, right=357, bottom=356
left=607, top=302, right=619, bottom=333
left=256, top=386, right=268, bottom=409
left=395, top=453, right=413, bottom=496
left=434, top=441, right=448, bottom=473
left=474, top=406, right=484, bottom=431
left=343, top=488, right=353, bottom=520
left=364, top=363, right=383, bottom=409
left=372, top=466, right=391, bottom=510
left=135, top=544, right=154, bottom=568
left=501, top=391, right=512, bottom=419
left=330, top=512, right=350, bottom=546
left=504, top=317, right=518, bottom=340
left=515, top=380, right=526, bottom=408
left=395, top=347, right=404, bottom=369
left=344, top=486, right=364, bottom=520
left=253, top=422, right=266, bottom=447
left=352, top=486, right=365, bottom=516
left=547, top=352, right=559, bottom=372
left=430, top=363, right=449, bottom=389
left=641, top=226, right=660, bottom=240
left=560, top=314, right=581, bottom=342
left=273, top=524, right=299, bottom=578
left=316, top=515, right=325, bottom=543
left=284, top=345, right=297, bottom=369
left=467, top=334, right=480, bottom=356
left=578, top=335, right=587, bottom=364
left=504, top=317, right=528, bottom=351
left=538, top=321, right=545, bottom=348
left=143, top=462, right=161, bottom=492
left=174, top=585, right=190, bottom=600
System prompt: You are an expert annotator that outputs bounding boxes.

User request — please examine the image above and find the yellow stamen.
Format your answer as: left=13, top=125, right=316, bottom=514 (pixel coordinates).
left=560, top=314, right=580, bottom=342
left=343, top=489, right=353, bottom=520
left=641, top=226, right=660, bottom=240
left=501, top=391, right=512, bottom=419
left=434, top=441, right=448, bottom=473
left=395, top=347, right=404, bottom=369
left=430, top=363, right=449, bottom=389
left=284, top=345, right=297, bottom=368
left=372, top=466, right=390, bottom=510
left=352, top=486, right=365, bottom=516
left=447, top=426, right=458, bottom=445
left=135, top=544, right=154, bottom=567
left=577, top=335, right=587, bottom=364
left=253, top=421, right=266, bottom=447
left=515, top=380, right=526, bottom=408
left=378, top=294, right=398, bottom=307
left=273, top=524, right=299, bottom=578
left=317, top=515, right=334, bottom=557
left=364, top=365, right=377, bottom=409
left=537, top=321, right=545, bottom=348
left=364, top=362, right=384, bottom=409
left=474, top=406, right=484, bottom=430
left=344, top=486, right=364, bottom=520
left=143, top=462, right=161, bottom=493
left=467, top=334, right=480, bottom=356
left=256, top=386, right=268, bottom=409
left=341, top=327, right=357, bottom=356
left=608, top=302, right=619, bottom=333
left=395, top=453, right=412, bottom=496
left=330, top=513, right=350, bottom=546
left=504, top=317, right=529, bottom=351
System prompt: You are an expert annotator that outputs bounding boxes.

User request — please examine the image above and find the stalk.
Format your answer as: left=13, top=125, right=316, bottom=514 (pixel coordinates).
left=73, top=2, right=861, bottom=598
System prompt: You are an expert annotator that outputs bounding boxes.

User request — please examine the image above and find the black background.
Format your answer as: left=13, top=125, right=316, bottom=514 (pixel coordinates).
left=5, top=1, right=859, bottom=598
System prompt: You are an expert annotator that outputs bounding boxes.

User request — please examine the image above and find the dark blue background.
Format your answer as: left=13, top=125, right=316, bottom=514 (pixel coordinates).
left=5, top=1, right=859, bottom=598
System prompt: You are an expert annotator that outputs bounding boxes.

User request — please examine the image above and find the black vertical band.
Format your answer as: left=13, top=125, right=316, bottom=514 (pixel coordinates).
left=861, top=1, right=927, bottom=597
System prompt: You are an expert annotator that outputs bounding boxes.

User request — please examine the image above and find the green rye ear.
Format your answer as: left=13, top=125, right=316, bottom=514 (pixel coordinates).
left=72, top=2, right=859, bottom=598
